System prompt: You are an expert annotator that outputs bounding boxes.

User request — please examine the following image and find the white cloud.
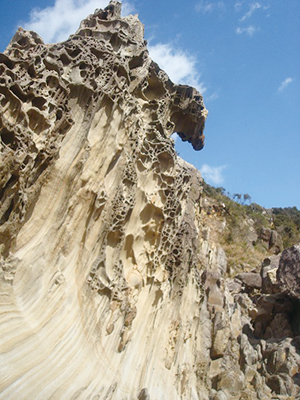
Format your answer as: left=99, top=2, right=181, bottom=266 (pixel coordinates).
left=200, top=164, right=227, bottom=185
left=234, top=1, right=244, bottom=12
left=23, top=1, right=206, bottom=93
left=278, top=77, right=293, bottom=92
left=206, top=92, right=219, bottom=101
left=195, top=1, right=225, bottom=14
left=22, top=0, right=134, bottom=44
left=148, top=43, right=206, bottom=93
left=236, top=25, right=258, bottom=37
left=240, top=2, right=262, bottom=21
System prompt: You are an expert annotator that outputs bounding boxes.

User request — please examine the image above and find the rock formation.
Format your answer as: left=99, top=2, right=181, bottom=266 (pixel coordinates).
left=0, top=2, right=299, bottom=399
left=278, top=245, right=300, bottom=300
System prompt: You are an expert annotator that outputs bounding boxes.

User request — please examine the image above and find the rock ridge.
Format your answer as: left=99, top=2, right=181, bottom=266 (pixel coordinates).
left=0, top=2, right=299, bottom=399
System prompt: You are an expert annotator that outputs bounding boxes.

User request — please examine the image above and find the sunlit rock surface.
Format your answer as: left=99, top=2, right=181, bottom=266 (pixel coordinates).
left=0, top=2, right=299, bottom=399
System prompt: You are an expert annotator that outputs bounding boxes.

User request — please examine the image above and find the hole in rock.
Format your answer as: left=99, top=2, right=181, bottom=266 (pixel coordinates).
left=56, top=109, right=63, bottom=120
left=95, top=69, right=100, bottom=79
left=10, top=84, right=27, bottom=102
left=34, top=56, right=41, bottom=65
left=144, top=72, right=165, bottom=100
left=79, top=62, right=88, bottom=70
left=59, top=53, right=70, bottom=66
left=172, top=131, right=200, bottom=171
left=171, top=112, right=195, bottom=142
left=32, top=97, right=46, bottom=110
left=0, top=174, right=18, bottom=202
left=110, top=33, right=122, bottom=52
left=48, top=103, right=55, bottom=113
left=140, top=203, right=164, bottom=226
left=107, top=230, right=122, bottom=249
left=0, top=195, right=16, bottom=224
left=46, top=75, right=59, bottom=88
left=106, top=150, right=122, bottom=176
left=27, top=108, right=50, bottom=134
left=91, top=48, right=104, bottom=60
left=96, top=10, right=108, bottom=20
left=97, top=287, right=111, bottom=298
left=157, top=151, right=174, bottom=173
left=21, top=155, right=31, bottom=170
left=129, top=53, right=145, bottom=69
left=17, top=36, right=28, bottom=47
left=0, top=128, right=16, bottom=148
left=123, top=179, right=134, bottom=188
left=116, top=65, right=129, bottom=82
left=30, top=160, right=49, bottom=185
left=0, top=53, right=14, bottom=69
left=28, top=64, right=36, bottom=78
left=68, top=47, right=81, bottom=58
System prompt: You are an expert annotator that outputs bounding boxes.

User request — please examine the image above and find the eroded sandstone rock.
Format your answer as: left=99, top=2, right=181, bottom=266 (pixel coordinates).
left=0, top=2, right=299, bottom=399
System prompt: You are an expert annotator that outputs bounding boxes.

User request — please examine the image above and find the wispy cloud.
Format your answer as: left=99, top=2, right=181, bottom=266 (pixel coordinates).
left=240, top=2, right=262, bottom=21
left=234, top=1, right=244, bottom=12
left=278, top=77, right=293, bottom=92
left=22, top=0, right=134, bottom=43
left=195, top=1, right=225, bottom=14
left=200, top=164, right=227, bottom=185
left=23, top=1, right=206, bottom=93
left=236, top=25, right=258, bottom=37
left=148, top=43, right=206, bottom=93
left=206, top=92, right=219, bottom=102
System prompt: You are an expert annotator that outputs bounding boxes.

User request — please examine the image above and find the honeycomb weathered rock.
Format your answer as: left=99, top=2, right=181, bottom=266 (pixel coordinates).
left=0, top=2, right=299, bottom=399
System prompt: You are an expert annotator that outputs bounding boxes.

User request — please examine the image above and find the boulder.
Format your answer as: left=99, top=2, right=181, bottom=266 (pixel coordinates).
left=277, top=244, right=300, bottom=299
left=259, top=228, right=283, bottom=254
left=236, top=272, right=262, bottom=290
left=253, top=294, right=293, bottom=338
left=261, top=255, right=280, bottom=294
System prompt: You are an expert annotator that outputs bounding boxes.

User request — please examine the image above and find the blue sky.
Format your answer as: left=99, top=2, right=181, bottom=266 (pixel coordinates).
left=0, top=0, right=299, bottom=209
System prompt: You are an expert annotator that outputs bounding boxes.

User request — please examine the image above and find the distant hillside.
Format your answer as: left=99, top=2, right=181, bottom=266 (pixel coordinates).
left=201, top=181, right=300, bottom=275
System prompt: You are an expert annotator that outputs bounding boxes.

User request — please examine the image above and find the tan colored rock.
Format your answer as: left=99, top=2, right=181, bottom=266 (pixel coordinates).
left=211, top=311, right=230, bottom=359
left=0, top=2, right=300, bottom=399
left=261, top=255, right=280, bottom=294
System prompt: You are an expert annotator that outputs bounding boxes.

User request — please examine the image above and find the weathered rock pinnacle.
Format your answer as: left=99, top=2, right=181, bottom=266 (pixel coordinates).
left=0, top=2, right=299, bottom=399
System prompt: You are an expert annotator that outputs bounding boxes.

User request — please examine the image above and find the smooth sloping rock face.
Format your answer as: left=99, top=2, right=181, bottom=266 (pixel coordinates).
left=1, top=2, right=300, bottom=399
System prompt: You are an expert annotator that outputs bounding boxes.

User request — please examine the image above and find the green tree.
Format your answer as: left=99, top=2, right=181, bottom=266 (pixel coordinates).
left=243, top=193, right=251, bottom=205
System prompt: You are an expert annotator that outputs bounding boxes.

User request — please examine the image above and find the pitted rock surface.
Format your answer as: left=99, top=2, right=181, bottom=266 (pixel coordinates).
left=0, top=2, right=299, bottom=399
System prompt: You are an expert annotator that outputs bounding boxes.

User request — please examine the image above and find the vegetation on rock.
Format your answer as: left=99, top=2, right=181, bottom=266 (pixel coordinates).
left=201, top=181, right=300, bottom=274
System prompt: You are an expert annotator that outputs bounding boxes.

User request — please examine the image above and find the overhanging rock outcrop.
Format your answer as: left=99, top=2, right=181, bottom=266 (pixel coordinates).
left=0, top=0, right=207, bottom=253
left=0, top=2, right=299, bottom=399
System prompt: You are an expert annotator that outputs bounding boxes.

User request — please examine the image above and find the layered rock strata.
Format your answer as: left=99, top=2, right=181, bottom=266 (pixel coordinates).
left=0, top=2, right=299, bottom=399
